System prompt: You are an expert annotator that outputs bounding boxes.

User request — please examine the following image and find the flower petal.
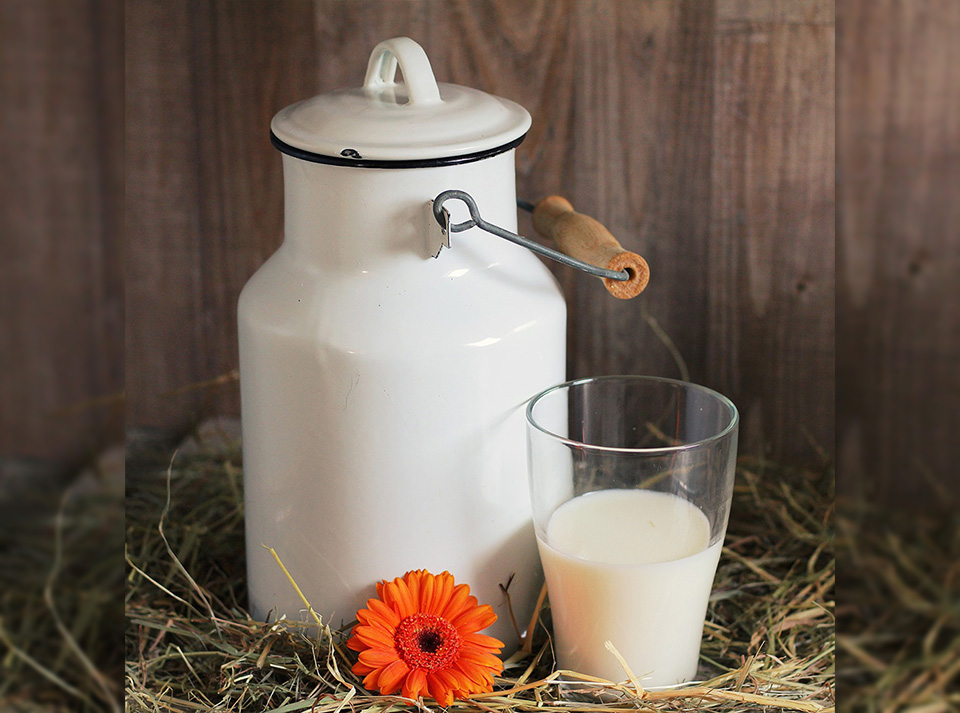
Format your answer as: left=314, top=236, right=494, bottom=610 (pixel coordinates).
left=454, top=659, right=491, bottom=688
left=363, top=668, right=382, bottom=691
left=435, top=668, right=468, bottom=698
left=402, top=667, right=428, bottom=700
left=440, top=583, right=473, bottom=620
left=427, top=671, right=454, bottom=706
left=452, top=603, right=497, bottom=634
left=418, top=571, right=435, bottom=612
left=358, top=647, right=398, bottom=668
left=464, top=632, right=504, bottom=651
left=383, top=578, right=416, bottom=618
left=426, top=571, right=453, bottom=615
left=366, top=597, right=401, bottom=628
left=353, top=625, right=396, bottom=650
left=377, top=659, right=411, bottom=695
left=352, top=660, right=375, bottom=676
left=459, top=646, right=504, bottom=673
left=434, top=665, right=470, bottom=693
left=357, top=610, right=397, bottom=637
left=404, top=570, right=422, bottom=609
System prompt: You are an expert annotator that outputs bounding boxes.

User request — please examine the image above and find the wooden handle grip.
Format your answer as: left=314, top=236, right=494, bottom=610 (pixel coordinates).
left=532, top=196, right=650, bottom=299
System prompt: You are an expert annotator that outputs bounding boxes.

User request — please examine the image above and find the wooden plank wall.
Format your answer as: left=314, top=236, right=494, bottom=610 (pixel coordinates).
left=710, top=0, right=835, bottom=469
left=3, top=2, right=845, bottom=484
left=837, top=0, right=960, bottom=506
left=0, top=0, right=124, bottom=473
left=125, top=1, right=320, bottom=433
left=4, top=2, right=956, bottom=504
left=123, top=0, right=835, bottom=470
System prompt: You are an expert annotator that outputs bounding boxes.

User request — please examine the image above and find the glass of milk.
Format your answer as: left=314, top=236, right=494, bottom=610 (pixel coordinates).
left=526, top=375, right=738, bottom=688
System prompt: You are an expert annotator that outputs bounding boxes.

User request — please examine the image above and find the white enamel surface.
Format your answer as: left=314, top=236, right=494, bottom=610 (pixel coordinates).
left=238, top=149, right=566, bottom=647
left=363, top=37, right=442, bottom=106
left=538, top=490, right=722, bottom=686
left=271, top=37, right=531, bottom=161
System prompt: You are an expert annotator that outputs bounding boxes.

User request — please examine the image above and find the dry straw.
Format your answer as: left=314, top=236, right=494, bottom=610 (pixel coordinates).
left=836, top=489, right=960, bottom=712
left=0, top=462, right=123, bottom=712
left=121, top=441, right=835, bottom=712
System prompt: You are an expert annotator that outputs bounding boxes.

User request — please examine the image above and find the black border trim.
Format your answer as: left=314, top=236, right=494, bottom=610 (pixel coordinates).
left=270, top=131, right=526, bottom=169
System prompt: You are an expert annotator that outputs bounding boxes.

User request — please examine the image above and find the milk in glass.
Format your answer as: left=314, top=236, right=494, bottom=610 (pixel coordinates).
left=537, top=489, right=722, bottom=687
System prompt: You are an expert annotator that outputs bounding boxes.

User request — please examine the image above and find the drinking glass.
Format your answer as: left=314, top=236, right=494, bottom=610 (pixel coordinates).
left=526, top=375, right=738, bottom=687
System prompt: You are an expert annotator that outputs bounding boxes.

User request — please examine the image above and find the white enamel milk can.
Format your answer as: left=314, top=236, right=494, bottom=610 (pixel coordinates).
left=238, top=37, right=648, bottom=646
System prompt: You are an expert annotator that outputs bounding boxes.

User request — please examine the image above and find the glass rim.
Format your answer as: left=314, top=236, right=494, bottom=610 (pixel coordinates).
left=526, top=374, right=739, bottom=455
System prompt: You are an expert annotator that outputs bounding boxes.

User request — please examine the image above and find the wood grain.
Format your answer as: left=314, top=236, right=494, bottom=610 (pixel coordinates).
left=558, top=0, right=717, bottom=393
left=119, top=0, right=837, bottom=468
left=709, top=4, right=836, bottom=466
left=125, top=0, right=318, bottom=431
left=125, top=0, right=204, bottom=430
left=0, top=0, right=827, bottom=475
left=0, top=0, right=123, bottom=469
left=837, top=0, right=960, bottom=505
left=8, top=0, right=956, bottom=502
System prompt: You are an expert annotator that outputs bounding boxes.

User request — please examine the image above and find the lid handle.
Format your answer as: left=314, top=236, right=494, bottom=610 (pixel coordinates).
left=363, top=37, right=442, bottom=106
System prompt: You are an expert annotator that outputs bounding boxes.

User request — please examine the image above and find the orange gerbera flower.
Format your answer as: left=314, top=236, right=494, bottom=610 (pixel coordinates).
left=347, top=570, right=504, bottom=705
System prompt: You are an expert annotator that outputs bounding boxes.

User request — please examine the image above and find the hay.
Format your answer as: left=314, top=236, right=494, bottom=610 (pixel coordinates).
left=836, top=495, right=960, bottom=712
left=121, top=439, right=835, bottom=712
left=0, top=451, right=124, bottom=712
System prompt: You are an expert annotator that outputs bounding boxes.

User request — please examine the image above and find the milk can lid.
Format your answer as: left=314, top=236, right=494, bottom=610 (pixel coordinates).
left=270, top=37, right=532, bottom=167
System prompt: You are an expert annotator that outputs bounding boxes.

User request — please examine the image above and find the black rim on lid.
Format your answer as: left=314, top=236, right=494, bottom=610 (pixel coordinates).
left=269, top=131, right=527, bottom=169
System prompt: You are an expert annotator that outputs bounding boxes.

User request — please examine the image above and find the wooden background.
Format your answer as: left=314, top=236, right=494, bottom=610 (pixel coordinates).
left=10, top=0, right=838, bottom=478
left=837, top=0, right=960, bottom=506
left=0, top=0, right=123, bottom=477
left=123, top=0, right=837, bottom=470
left=21, top=0, right=960, bottom=506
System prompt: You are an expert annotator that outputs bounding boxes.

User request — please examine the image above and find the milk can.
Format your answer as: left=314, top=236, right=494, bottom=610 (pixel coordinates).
left=238, top=37, right=647, bottom=646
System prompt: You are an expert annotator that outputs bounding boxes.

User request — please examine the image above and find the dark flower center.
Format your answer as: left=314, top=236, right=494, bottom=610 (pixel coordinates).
left=395, top=613, right=461, bottom=671
left=418, top=630, right=443, bottom=654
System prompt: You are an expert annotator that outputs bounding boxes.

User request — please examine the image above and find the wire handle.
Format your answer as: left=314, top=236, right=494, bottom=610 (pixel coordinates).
left=432, top=190, right=650, bottom=298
